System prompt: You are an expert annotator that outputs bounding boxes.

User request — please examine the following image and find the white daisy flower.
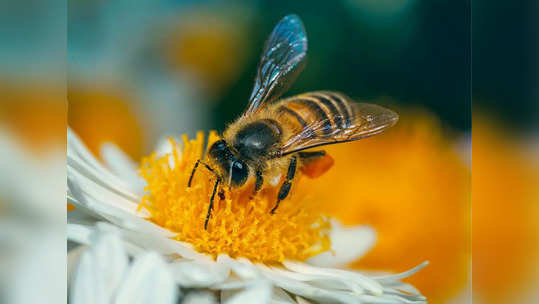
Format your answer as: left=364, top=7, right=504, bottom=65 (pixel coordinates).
left=69, top=226, right=177, bottom=304
left=67, top=127, right=428, bottom=304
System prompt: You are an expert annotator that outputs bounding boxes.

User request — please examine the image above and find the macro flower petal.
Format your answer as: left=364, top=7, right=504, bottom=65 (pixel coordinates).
left=67, top=176, right=173, bottom=239
left=114, top=252, right=177, bottom=304
left=294, top=296, right=314, bottom=304
left=100, top=142, right=146, bottom=194
left=307, top=219, right=376, bottom=268
left=154, top=136, right=180, bottom=157
left=282, top=261, right=383, bottom=295
left=182, top=292, right=217, bottom=304
left=68, top=128, right=140, bottom=203
left=168, top=257, right=230, bottom=288
left=216, top=255, right=259, bottom=280
left=269, top=287, right=297, bottom=304
left=70, top=232, right=128, bottom=304
left=220, top=281, right=272, bottom=304
left=256, top=264, right=365, bottom=304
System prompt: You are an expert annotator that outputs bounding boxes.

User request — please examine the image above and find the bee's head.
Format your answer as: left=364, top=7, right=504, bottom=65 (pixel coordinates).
left=208, top=139, right=249, bottom=187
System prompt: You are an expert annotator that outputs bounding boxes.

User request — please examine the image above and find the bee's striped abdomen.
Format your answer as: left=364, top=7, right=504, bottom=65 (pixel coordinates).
left=276, top=91, right=355, bottom=139
left=295, top=98, right=333, bottom=136
left=325, top=92, right=353, bottom=127
left=309, top=93, right=344, bottom=129
left=277, top=105, right=317, bottom=139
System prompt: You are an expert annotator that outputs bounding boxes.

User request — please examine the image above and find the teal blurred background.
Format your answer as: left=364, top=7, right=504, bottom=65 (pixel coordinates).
left=67, top=0, right=474, bottom=157
left=66, top=0, right=537, bottom=154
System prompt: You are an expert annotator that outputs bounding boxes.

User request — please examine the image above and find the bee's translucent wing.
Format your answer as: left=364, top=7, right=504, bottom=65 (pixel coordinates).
left=276, top=92, right=399, bottom=156
left=244, top=14, right=307, bottom=115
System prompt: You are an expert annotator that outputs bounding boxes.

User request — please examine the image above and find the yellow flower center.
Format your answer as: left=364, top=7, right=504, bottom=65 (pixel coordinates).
left=139, top=131, right=330, bottom=263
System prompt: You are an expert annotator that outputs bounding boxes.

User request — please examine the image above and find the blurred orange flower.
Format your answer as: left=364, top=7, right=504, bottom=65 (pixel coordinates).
left=0, top=84, right=65, bottom=151
left=308, top=108, right=470, bottom=303
left=68, top=86, right=146, bottom=161
left=472, top=115, right=538, bottom=303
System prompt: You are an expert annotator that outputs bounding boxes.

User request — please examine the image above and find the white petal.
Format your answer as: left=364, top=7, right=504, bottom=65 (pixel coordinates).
left=93, top=222, right=148, bottom=256
left=372, top=261, right=429, bottom=282
left=70, top=248, right=105, bottom=304
left=182, top=292, right=217, bottom=304
left=68, top=220, right=206, bottom=264
left=94, top=234, right=129, bottom=298
left=295, top=296, right=314, bottom=304
left=67, top=245, right=87, bottom=289
left=381, top=288, right=427, bottom=303
left=67, top=176, right=176, bottom=239
left=155, top=137, right=173, bottom=156
left=68, top=128, right=140, bottom=200
left=154, top=136, right=181, bottom=157
left=100, top=143, right=146, bottom=193
left=256, top=264, right=360, bottom=304
left=271, top=287, right=297, bottom=304
left=69, top=222, right=154, bottom=259
left=282, top=261, right=383, bottom=295
left=221, top=282, right=272, bottom=304
left=268, top=265, right=365, bottom=294
left=67, top=161, right=143, bottom=216
left=70, top=233, right=128, bottom=304
left=69, top=218, right=209, bottom=268
left=258, top=262, right=427, bottom=303
left=67, top=208, right=101, bottom=227
left=67, top=162, right=142, bottom=221
left=210, top=256, right=266, bottom=290
left=217, top=254, right=260, bottom=280
left=168, top=258, right=230, bottom=288
left=307, top=219, right=376, bottom=268
left=67, top=129, right=179, bottom=241
left=115, top=226, right=207, bottom=259
left=114, top=252, right=177, bottom=304
left=68, top=223, right=94, bottom=246
left=154, top=136, right=182, bottom=169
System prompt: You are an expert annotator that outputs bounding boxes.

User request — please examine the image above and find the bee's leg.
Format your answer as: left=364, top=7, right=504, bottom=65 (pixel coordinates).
left=204, top=177, right=221, bottom=230
left=252, top=170, right=264, bottom=197
left=271, top=155, right=297, bottom=214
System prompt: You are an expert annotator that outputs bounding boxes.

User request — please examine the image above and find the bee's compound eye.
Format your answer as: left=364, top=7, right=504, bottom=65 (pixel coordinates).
left=230, top=160, right=249, bottom=187
left=208, top=140, right=227, bottom=157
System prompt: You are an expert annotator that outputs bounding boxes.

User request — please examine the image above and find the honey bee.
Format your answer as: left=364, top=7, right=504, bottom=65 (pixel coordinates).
left=188, top=14, right=399, bottom=229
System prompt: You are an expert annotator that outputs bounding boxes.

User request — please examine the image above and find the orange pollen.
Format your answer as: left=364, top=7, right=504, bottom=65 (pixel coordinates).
left=139, top=131, right=331, bottom=263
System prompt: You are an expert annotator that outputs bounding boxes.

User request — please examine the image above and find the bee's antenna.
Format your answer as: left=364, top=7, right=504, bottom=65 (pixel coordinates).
left=204, top=177, right=221, bottom=230
left=185, top=160, right=222, bottom=230
left=188, top=159, right=201, bottom=187
left=188, top=159, right=219, bottom=187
